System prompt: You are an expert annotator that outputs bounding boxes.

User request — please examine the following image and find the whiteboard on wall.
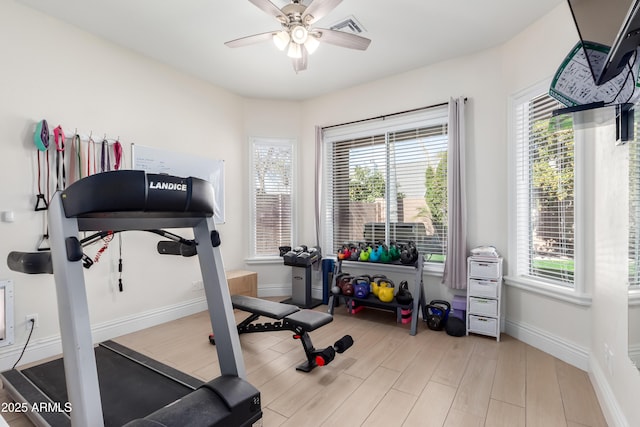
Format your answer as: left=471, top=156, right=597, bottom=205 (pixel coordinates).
left=131, top=144, right=225, bottom=223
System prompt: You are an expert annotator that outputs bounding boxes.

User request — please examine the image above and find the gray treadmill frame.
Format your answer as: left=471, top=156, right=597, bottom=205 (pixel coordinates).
left=47, top=191, right=246, bottom=427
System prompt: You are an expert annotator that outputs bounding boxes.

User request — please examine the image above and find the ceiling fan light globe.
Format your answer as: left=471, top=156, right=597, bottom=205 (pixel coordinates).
left=287, top=42, right=302, bottom=58
left=290, top=25, right=308, bottom=44
left=304, top=35, right=320, bottom=55
left=273, top=30, right=290, bottom=50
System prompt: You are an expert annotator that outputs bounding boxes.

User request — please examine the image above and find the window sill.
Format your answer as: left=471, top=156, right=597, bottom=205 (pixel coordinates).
left=629, top=287, right=640, bottom=306
left=504, top=275, right=592, bottom=306
left=245, top=256, right=283, bottom=265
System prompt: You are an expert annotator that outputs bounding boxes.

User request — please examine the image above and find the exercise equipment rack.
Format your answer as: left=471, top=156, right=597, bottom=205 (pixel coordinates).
left=327, top=255, right=426, bottom=336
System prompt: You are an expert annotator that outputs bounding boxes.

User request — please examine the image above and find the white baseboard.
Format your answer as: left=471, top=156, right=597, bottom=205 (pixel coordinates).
left=0, top=297, right=207, bottom=372
left=257, top=284, right=290, bottom=298
left=628, top=344, right=640, bottom=368
left=257, top=284, right=324, bottom=301
left=504, top=318, right=589, bottom=370
left=589, top=355, right=629, bottom=427
left=504, top=318, right=631, bottom=426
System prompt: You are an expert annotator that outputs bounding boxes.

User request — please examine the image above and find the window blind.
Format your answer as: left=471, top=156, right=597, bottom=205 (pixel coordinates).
left=323, top=106, right=448, bottom=262
left=251, top=139, right=293, bottom=257
left=514, top=93, right=575, bottom=286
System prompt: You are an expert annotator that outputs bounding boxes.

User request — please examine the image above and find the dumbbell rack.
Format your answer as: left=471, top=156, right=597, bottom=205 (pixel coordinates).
left=327, top=255, right=426, bottom=336
left=281, top=247, right=323, bottom=309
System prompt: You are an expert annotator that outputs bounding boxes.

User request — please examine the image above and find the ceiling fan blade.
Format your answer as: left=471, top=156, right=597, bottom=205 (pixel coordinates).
left=292, top=46, right=308, bottom=73
left=225, top=31, right=276, bottom=48
left=302, top=0, right=343, bottom=25
left=249, top=0, right=286, bottom=22
left=315, top=28, right=371, bottom=50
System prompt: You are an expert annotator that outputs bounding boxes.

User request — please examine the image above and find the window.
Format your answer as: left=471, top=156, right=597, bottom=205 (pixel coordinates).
left=512, top=89, right=576, bottom=287
left=322, top=106, right=449, bottom=264
left=250, top=137, right=294, bottom=258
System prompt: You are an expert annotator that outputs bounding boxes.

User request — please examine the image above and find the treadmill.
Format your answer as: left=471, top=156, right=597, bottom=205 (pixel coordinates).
left=2, top=170, right=262, bottom=427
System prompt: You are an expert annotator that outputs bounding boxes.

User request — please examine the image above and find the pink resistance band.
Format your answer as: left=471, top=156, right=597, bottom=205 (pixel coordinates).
left=53, top=126, right=66, bottom=190
left=113, top=140, right=123, bottom=170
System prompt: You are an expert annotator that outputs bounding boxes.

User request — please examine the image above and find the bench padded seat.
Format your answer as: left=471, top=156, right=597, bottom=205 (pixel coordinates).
left=231, top=295, right=298, bottom=320
left=285, top=310, right=333, bottom=331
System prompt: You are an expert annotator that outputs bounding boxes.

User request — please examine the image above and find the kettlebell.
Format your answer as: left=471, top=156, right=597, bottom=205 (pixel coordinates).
left=425, top=300, right=451, bottom=331
left=395, top=280, right=413, bottom=305
left=338, top=245, right=352, bottom=260
left=352, top=275, right=371, bottom=299
left=342, top=281, right=354, bottom=296
left=369, top=245, right=383, bottom=262
left=371, top=275, right=388, bottom=296
left=359, top=246, right=372, bottom=261
left=378, top=279, right=395, bottom=303
left=336, top=274, right=353, bottom=294
left=430, top=300, right=451, bottom=323
left=400, top=241, right=419, bottom=265
left=389, top=243, right=401, bottom=261
left=425, top=304, right=446, bottom=331
left=380, top=245, right=391, bottom=263
left=349, top=245, right=361, bottom=261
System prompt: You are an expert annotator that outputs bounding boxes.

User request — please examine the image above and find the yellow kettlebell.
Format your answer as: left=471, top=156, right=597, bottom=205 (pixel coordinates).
left=371, top=275, right=387, bottom=296
left=378, top=285, right=394, bottom=303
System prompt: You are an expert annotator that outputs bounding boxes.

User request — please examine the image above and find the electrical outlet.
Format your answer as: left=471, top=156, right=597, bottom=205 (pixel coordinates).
left=25, top=314, right=38, bottom=330
left=191, top=280, right=204, bottom=291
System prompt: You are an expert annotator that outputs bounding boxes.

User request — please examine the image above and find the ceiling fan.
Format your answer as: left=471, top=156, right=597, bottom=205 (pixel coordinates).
left=225, top=0, right=371, bottom=72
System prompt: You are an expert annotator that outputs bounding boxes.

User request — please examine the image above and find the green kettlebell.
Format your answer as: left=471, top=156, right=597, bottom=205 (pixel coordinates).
left=389, top=243, right=401, bottom=261
left=359, top=246, right=372, bottom=261
left=380, top=245, right=391, bottom=263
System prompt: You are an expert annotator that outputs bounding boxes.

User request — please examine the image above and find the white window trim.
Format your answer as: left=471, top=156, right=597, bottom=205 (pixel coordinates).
left=246, top=136, right=296, bottom=263
left=321, top=106, right=449, bottom=272
left=506, top=79, right=592, bottom=306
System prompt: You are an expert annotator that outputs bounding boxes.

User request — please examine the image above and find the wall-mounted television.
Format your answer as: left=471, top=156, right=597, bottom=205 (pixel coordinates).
left=568, top=0, right=640, bottom=85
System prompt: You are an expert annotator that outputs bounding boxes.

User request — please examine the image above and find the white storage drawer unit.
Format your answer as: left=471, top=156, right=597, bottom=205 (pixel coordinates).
left=469, top=297, right=498, bottom=317
left=469, top=315, right=498, bottom=336
left=467, top=256, right=503, bottom=341
left=468, top=278, right=498, bottom=298
left=468, top=260, right=501, bottom=279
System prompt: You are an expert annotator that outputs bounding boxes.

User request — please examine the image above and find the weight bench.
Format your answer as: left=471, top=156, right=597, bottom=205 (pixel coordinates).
left=209, top=295, right=353, bottom=372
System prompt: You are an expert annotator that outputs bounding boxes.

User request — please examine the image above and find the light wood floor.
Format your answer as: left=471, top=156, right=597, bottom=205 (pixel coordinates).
left=1, top=299, right=608, bottom=427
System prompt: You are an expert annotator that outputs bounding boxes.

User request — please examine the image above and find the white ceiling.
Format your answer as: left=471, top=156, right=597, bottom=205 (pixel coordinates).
left=18, top=0, right=566, bottom=101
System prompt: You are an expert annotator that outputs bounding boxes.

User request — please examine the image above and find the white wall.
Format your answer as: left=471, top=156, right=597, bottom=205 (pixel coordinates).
left=0, top=1, right=246, bottom=366
left=592, top=121, right=640, bottom=427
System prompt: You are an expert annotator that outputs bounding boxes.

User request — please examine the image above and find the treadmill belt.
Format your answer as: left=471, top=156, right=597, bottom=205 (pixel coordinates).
left=22, top=346, right=195, bottom=426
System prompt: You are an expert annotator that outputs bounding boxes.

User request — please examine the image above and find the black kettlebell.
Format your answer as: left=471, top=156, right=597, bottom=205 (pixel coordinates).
left=425, top=304, right=446, bottom=331
left=400, top=242, right=419, bottom=265
left=395, top=280, right=413, bottom=305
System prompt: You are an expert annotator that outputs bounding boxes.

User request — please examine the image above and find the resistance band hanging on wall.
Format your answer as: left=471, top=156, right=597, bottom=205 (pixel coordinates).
left=33, top=120, right=50, bottom=212
left=30, top=119, right=129, bottom=289
left=53, top=126, right=66, bottom=191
